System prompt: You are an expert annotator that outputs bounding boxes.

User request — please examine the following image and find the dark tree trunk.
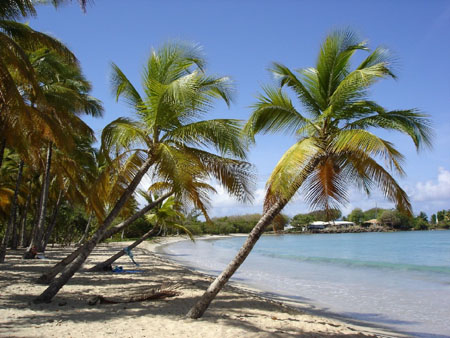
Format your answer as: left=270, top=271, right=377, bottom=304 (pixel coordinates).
left=11, top=208, right=18, bottom=249
left=11, top=161, right=25, bottom=249
left=19, top=203, right=28, bottom=247
left=33, top=157, right=157, bottom=303
left=0, top=160, right=24, bottom=263
left=0, top=137, right=6, bottom=169
left=186, top=200, right=286, bottom=319
left=76, top=213, right=93, bottom=246
left=36, top=245, right=84, bottom=284
left=41, top=189, right=63, bottom=251
left=24, top=144, right=52, bottom=258
left=89, top=225, right=159, bottom=272
left=36, top=191, right=172, bottom=284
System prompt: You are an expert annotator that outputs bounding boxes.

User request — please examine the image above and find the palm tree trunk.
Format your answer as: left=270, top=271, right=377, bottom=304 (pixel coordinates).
left=89, top=225, right=159, bottom=272
left=186, top=200, right=286, bottom=319
left=24, top=143, right=52, bottom=258
left=11, top=208, right=19, bottom=249
left=36, top=245, right=85, bottom=284
left=36, top=191, right=172, bottom=284
left=76, top=213, right=93, bottom=246
left=33, top=156, right=157, bottom=303
left=0, top=160, right=24, bottom=263
left=11, top=161, right=25, bottom=250
left=19, top=203, right=28, bottom=247
left=19, top=181, right=32, bottom=247
left=0, top=137, right=6, bottom=169
left=41, top=189, right=63, bottom=251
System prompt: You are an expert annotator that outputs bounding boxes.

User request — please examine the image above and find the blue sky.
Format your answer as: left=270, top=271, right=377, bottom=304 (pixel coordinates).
left=30, top=0, right=450, bottom=218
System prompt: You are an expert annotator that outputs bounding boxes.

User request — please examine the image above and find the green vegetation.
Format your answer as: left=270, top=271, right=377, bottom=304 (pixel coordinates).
left=431, top=210, right=450, bottom=229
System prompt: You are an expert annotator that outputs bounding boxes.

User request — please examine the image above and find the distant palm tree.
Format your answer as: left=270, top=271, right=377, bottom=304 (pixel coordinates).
left=187, top=30, right=432, bottom=318
left=34, top=42, right=253, bottom=303
left=89, top=195, right=191, bottom=272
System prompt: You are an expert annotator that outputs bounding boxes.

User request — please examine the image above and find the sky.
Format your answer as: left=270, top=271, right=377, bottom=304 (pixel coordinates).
left=28, top=0, right=450, bottom=218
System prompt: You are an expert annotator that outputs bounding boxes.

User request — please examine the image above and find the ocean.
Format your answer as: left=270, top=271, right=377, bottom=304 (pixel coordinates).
left=160, top=231, right=450, bottom=337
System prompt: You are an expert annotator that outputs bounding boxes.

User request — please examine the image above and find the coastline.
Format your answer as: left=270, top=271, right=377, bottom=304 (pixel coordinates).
left=147, top=235, right=404, bottom=337
left=0, top=238, right=401, bottom=337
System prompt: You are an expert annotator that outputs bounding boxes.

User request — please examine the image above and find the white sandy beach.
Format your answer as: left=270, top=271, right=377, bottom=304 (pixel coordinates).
left=0, top=237, right=400, bottom=337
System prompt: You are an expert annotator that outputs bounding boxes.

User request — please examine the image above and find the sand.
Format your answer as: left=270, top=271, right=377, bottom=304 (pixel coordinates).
left=0, top=237, right=401, bottom=337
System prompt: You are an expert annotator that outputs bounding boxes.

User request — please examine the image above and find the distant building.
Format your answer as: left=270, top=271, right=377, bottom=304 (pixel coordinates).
left=331, top=221, right=355, bottom=228
left=302, top=220, right=355, bottom=231
left=362, top=219, right=380, bottom=227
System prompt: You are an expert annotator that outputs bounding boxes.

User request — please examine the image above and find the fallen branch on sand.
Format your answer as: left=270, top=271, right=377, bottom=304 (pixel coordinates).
left=88, top=284, right=181, bottom=305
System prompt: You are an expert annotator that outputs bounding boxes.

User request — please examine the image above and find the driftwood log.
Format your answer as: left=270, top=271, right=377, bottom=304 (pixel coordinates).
left=88, top=284, right=180, bottom=305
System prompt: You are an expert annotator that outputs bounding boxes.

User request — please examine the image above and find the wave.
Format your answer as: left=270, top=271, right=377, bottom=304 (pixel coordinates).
left=258, top=252, right=450, bottom=275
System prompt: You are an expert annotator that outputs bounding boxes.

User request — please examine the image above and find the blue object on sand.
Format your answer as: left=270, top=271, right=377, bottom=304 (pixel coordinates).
left=112, top=266, right=144, bottom=274
left=112, top=266, right=123, bottom=272
left=123, top=247, right=140, bottom=266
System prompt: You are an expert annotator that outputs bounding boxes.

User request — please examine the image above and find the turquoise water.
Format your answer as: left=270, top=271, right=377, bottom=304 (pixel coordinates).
left=161, top=231, right=450, bottom=337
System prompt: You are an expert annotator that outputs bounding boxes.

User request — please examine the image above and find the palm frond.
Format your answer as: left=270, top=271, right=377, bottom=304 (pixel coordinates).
left=111, top=62, right=143, bottom=108
left=332, top=129, right=405, bottom=175
left=265, top=138, right=321, bottom=203
left=101, top=117, right=150, bottom=157
left=270, top=62, right=321, bottom=115
left=164, top=119, right=248, bottom=159
left=345, top=109, right=433, bottom=150
left=245, top=86, right=310, bottom=139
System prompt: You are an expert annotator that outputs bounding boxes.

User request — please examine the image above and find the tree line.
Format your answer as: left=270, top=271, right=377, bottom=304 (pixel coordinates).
left=290, top=207, right=449, bottom=231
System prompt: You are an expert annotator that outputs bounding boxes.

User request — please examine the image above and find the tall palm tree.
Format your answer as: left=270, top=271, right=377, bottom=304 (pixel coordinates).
left=0, top=0, right=93, bottom=168
left=0, top=3, right=77, bottom=166
left=187, top=30, right=432, bottom=318
left=22, top=49, right=102, bottom=258
left=34, top=42, right=253, bottom=303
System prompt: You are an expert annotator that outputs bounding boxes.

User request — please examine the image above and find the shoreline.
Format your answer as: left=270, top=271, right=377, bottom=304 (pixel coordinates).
left=147, top=235, right=404, bottom=337
left=0, top=239, right=402, bottom=337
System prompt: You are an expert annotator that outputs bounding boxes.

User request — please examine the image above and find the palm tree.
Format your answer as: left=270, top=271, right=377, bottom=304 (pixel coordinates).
left=0, top=0, right=93, bottom=168
left=33, top=42, right=253, bottom=303
left=89, top=195, right=191, bottom=272
left=0, top=157, right=23, bottom=262
left=22, top=48, right=102, bottom=258
left=187, top=30, right=432, bottom=318
left=0, top=3, right=77, bottom=166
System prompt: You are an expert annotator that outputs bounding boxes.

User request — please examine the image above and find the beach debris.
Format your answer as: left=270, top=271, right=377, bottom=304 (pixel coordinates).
left=87, top=284, right=181, bottom=305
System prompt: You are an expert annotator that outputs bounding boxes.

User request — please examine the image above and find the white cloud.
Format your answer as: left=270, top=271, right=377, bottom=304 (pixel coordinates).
left=208, top=184, right=266, bottom=217
left=411, top=167, right=450, bottom=202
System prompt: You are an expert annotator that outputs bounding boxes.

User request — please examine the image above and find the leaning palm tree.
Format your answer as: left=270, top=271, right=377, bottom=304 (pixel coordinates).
left=187, top=30, right=432, bottom=318
left=34, top=42, right=253, bottom=303
left=89, top=195, right=191, bottom=272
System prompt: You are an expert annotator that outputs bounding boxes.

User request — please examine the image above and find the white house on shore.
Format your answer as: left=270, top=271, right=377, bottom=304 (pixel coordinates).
left=302, top=221, right=355, bottom=231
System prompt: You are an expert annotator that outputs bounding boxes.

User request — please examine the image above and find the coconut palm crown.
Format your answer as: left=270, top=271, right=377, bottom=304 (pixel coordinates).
left=245, top=30, right=432, bottom=215
left=101, top=42, right=254, bottom=217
